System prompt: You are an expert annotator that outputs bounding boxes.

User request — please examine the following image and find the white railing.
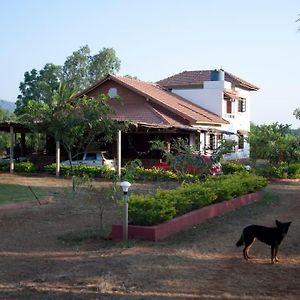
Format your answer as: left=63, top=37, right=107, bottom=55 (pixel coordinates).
left=224, top=113, right=235, bottom=119
left=223, top=149, right=249, bottom=160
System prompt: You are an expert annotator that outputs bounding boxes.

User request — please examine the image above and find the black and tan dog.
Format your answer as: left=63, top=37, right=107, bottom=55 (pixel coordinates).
left=236, top=220, right=291, bottom=263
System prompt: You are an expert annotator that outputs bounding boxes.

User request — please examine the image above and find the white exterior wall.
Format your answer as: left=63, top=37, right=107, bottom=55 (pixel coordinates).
left=172, top=83, right=224, bottom=116
left=171, top=80, right=253, bottom=160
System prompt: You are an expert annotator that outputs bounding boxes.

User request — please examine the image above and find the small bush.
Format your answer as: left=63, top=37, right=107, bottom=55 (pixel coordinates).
left=287, top=163, right=300, bottom=179
left=0, top=162, right=10, bottom=171
left=221, top=161, right=246, bottom=174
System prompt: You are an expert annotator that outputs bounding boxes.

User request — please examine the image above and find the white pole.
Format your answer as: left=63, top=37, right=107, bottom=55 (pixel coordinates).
left=117, top=130, right=121, bottom=178
left=56, top=140, right=60, bottom=177
left=123, top=192, right=128, bottom=241
left=9, top=125, right=14, bottom=173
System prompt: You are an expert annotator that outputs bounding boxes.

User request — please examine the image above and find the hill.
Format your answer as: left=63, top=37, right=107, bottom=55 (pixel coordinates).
left=0, top=99, right=16, bottom=112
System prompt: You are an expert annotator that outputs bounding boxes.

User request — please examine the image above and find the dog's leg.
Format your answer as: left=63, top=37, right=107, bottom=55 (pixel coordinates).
left=271, top=245, right=277, bottom=264
left=274, top=245, right=279, bottom=262
left=243, top=239, right=255, bottom=260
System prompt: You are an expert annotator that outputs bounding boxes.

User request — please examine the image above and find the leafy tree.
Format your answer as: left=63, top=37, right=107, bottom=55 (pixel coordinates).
left=0, top=108, right=16, bottom=154
left=61, top=45, right=91, bottom=91
left=124, top=74, right=139, bottom=80
left=15, top=63, right=61, bottom=115
left=16, top=45, right=121, bottom=115
left=89, top=47, right=121, bottom=83
left=61, top=45, right=121, bottom=91
left=248, top=122, right=300, bottom=164
left=294, top=108, right=300, bottom=120
left=20, top=82, right=125, bottom=163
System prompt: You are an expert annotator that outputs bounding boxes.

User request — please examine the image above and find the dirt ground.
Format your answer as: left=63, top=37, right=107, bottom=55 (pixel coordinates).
left=0, top=174, right=299, bottom=300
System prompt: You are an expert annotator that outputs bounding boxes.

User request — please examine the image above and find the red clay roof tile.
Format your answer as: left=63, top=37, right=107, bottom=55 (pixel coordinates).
left=110, top=75, right=228, bottom=125
left=157, top=70, right=259, bottom=91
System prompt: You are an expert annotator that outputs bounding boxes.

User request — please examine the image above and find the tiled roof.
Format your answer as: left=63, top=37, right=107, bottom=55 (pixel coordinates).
left=111, top=101, right=185, bottom=128
left=224, top=89, right=240, bottom=99
left=109, top=75, right=228, bottom=125
left=157, top=70, right=259, bottom=91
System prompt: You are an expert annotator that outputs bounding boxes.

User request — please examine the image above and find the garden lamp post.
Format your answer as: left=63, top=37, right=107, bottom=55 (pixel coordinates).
left=120, top=181, right=131, bottom=240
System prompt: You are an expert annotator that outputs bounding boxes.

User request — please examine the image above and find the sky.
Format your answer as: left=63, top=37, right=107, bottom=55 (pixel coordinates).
left=0, top=0, right=299, bottom=128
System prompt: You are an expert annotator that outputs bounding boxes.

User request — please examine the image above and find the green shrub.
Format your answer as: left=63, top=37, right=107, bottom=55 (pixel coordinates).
left=177, top=184, right=217, bottom=212
left=0, top=161, right=37, bottom=173
left=133, top=167, right=178, bottom=181
left=221, top=161, right=246, bottom=174
left=14, top=162, right=37, bottom=173
left=128, top=194, right=176, bottom=226
left=287, top=163, right=300, bottom=179
left=0, top=162, right=10, bottom=171
left=128, top=172, right=267, bottom=226
left=255, top=163, right=290, bottom=178
left=44, top=164, right=116, bottom=179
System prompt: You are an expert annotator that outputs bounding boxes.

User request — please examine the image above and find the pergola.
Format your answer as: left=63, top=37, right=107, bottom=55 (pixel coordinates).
left=0, top=121, right=123, bottom=177
left=0, top=121, right=30, bottom=173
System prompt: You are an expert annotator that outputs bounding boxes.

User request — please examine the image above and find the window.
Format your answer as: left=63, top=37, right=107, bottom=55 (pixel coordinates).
left=238, top=135, right=244, bottom=149
left=226, top=100, right=232, bottom=114
left=238, top=98, right=246, bottom=112
left=108, top=87, right=118, bottom=99
left=85, top=153, right=97, bottom=161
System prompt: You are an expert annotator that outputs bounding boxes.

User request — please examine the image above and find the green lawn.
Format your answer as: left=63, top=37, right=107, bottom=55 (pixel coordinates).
left=0, top=184, right=51, bottom=206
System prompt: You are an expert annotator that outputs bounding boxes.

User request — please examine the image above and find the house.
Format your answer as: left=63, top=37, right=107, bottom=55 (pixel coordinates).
left=79, top=69, right=258, bottom=165
left=77, top=74, right=230, bottom=167
left=157, top=69, right=259, bottom=160
left=0, top=69, right=258, bottom=174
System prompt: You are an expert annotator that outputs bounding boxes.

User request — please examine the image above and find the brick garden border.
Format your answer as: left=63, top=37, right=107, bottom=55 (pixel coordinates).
left=270, top=178, right=300, bottom=183
left=110, top=191, right=264, bottom=241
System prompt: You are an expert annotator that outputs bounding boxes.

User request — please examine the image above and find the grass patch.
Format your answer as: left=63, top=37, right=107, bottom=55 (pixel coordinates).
left=0, top=184, right=73, bottom=206
left=0, top=184, right=52, bottom=206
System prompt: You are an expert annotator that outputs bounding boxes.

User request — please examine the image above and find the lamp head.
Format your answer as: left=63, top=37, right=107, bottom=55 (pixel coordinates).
left=120, top=181, right=131, bottom=193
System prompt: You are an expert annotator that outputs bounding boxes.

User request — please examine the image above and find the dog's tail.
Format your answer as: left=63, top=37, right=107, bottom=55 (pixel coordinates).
left=236, top=232, right=244, bottom=247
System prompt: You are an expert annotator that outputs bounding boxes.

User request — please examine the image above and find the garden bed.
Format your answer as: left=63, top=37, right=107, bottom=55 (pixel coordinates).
left=110, top=190, right=264, bottom=241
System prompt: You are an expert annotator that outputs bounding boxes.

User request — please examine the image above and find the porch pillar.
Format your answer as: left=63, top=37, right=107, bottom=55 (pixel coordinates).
left=202, top=132, right=207, bottom=154
left=56, top=140, right=60, bottom=177
left=9, top=125, right=14, bottom=173
left=20, top=132, right=26, bottom=157
left=189, top=132, right=196, bottom=147
left=117, top=129, right=121, bottom=178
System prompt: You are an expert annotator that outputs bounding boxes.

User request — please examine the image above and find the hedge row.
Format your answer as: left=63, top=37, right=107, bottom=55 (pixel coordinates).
left=43, top=163, right=116, bottom=179
left=43, top=164, right=195, bottom=181
left=128, top=172, right=267, bottom=226
left=255, top=163, right=300, bottom=179
left=0, top=162, right=37, bottom=173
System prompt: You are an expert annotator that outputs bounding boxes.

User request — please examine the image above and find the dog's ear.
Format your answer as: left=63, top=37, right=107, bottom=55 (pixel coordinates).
left=275, top=220, right=281, bottom=227
left=287, top=221, right=292, bottom=227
